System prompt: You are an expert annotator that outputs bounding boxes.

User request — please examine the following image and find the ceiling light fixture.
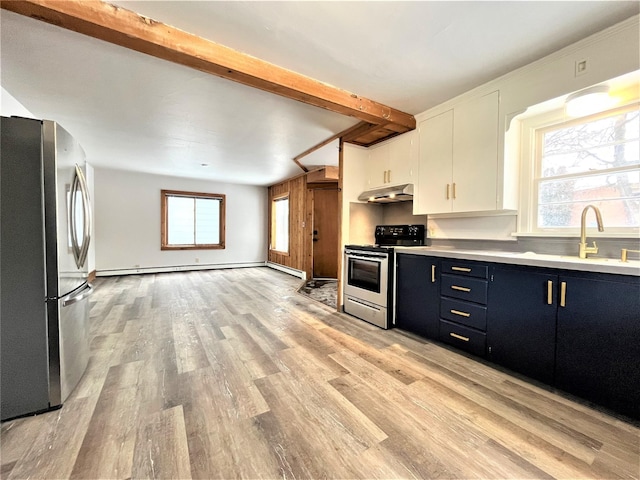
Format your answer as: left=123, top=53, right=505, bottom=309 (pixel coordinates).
left=565, top=85, right=614, bottom=117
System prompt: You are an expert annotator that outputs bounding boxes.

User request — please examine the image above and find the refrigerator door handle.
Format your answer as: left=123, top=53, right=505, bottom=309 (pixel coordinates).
left=69, top=170, right=82, bottom=268
left=75, top=164, right=92, bottom=269
left=69, top=165, right=92, bottom=269
left=62, top=283, right=93, bottom=307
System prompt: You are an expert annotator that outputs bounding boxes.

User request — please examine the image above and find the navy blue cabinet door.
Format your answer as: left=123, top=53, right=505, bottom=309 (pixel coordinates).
left=395, top=254, right=440, bottom=339
left=487, top=267, right=557, bottom=384
left=556, top=275, right=640, bottom=419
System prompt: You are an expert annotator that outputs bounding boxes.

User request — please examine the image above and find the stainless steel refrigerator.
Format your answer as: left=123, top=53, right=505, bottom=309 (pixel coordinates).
left=1, top=116, right=92, bottom=421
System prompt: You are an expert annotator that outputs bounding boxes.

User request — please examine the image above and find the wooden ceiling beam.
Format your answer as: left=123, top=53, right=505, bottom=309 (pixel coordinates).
left=342, top=122, right=390, bottom=143
left=1, top=0, right=416, bottom=131
left=292, top=121, right=368, bottom=170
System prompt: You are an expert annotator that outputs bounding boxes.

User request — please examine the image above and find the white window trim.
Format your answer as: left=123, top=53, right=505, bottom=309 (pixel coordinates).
left=516, top=104, right=640, bottom=238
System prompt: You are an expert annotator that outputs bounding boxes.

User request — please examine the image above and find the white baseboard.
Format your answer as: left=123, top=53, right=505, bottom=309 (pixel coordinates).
left=96, top=261, right=266, bottom=277
left=266, top=262, right=307, bottom=280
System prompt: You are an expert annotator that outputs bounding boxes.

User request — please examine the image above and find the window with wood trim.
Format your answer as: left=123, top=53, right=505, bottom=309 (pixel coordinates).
left=270, top=194, right=289, bottom=254
left=161, top=190, right=225, bottom=250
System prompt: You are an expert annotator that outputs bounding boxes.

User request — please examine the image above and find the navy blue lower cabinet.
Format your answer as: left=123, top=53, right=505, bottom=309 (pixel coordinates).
left=555, top=275, right=640, bottom=420
left=487, top=266, right=557, bottom=384
left=439, top=319, right=486, bottom=357
left=395, top=254, right=440, bottom=339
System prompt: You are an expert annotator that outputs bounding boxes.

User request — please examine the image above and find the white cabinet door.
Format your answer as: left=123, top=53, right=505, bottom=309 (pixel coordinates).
left=388, top=130, right=416, bottom=185
left=452, top=91, right=499, bottom=212
left=366, top=143, right=390, bottom=189
left=415, top=110, right=454, bottom=215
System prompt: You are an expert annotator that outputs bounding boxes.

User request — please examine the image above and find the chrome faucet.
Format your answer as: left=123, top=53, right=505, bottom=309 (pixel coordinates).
left=579, top=205, right=604, bottom=259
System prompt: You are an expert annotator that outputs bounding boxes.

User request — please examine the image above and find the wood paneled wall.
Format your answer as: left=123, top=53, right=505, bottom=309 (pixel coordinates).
left=268, top=176, right=308, bottom=275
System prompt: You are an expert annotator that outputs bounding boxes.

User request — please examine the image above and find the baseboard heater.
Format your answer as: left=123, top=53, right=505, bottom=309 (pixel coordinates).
left=266, top=262, right=306, bottom=280
left=97, top=261, right=266, bottom=277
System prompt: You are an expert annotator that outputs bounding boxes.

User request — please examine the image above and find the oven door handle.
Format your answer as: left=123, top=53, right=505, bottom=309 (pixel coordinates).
left=346, top=254, right=386, bottom=262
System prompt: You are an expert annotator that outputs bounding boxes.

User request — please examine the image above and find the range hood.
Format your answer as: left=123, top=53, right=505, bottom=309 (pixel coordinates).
left=358, top=184, right=414, bottom=203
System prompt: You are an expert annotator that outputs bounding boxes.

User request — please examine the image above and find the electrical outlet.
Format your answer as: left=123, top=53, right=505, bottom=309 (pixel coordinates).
left=575, top=58, right=589, bottom=77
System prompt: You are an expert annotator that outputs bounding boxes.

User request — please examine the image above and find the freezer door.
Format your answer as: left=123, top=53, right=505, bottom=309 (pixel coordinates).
left=54, top=282, right=92, bottom=405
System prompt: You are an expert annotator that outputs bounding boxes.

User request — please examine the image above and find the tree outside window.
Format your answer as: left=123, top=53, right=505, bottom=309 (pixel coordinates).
left=535, top=104, right=639, bottom=231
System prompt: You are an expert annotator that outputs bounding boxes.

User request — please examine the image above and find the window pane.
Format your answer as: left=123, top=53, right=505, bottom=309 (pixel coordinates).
left=541, top=110, right=639, bottom=176
left=538, top=170, right=640, bottom=228
left=167, top=196, right=194, bottom=244
left=273, top=198, right=289, bottom=252
left=195, top=198, right=220, bottom=244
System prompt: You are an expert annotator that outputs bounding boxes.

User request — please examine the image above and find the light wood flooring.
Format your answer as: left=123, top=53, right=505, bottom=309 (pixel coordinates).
left=1, top=267, right=638, bottom=479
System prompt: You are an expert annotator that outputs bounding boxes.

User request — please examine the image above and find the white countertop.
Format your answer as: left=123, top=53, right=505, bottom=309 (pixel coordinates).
left=395, top=247, right=640, bottom=277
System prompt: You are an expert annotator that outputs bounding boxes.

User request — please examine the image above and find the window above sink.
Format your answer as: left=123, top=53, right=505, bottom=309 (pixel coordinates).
left=515, top=70, right=640, bottom=239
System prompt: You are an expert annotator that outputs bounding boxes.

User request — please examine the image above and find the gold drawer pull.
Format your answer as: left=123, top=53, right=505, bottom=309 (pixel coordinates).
left=450, top=332, right=470, bottom=342
left=560, top=281, right=567, bottom=307
left=451, top=309, right=470, bottom=318
left=451, top=285, right=471, bottom=292
left=547, top=280, right=553, bottom=305
left=446, top=183, right=450, bottom=200
left=451, top=267, right=471, bottom=272
left=431, top=264, right=436, bottom=283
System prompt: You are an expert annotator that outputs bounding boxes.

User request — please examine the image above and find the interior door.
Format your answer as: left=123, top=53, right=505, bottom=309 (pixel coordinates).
left=312, top=188, right=339, bottom=278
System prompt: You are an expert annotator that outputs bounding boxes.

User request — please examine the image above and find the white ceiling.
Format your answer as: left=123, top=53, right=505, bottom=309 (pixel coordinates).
left=1, top=1, right=638, bottom=186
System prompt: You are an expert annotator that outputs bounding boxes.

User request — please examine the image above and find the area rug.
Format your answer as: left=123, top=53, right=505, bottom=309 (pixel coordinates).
left=297, top=279, right=337, bottom=308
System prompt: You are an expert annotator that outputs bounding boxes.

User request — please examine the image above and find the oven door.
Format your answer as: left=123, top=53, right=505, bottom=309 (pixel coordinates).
left=343, top=250, right=388, bottom=307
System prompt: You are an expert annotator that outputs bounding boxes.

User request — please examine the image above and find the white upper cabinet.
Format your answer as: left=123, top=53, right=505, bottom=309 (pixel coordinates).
left=415, top=91, right=500, bottom=215
left=415, top=110, right=454, bottom=214
left=365, top=130, right=417, bottom=190
left=367, top=143, right=390, bottom=189
left=452, top=91, right=499, bottom=212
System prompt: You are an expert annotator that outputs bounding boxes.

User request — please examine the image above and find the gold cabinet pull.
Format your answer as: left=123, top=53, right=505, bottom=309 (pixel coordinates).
left=431, top=264, right=436, bottom=283
left=451, top=285, right=471, bottom=292
left=388, top=169, right=391, bottom=183
left=452, top=182, right=457, bottom=199
left=451, top=266, right=471, bottom=272
left=446, top=183, right=450, bottom=199
left=450, top=332, right=470, bottom=342
left=383, top=170, right=387, bottom=183
left=560, top=281, right=567, bottom=307
left=547, top=280, right=553, bottom=305
left=450, top=309, right=470, bottom=318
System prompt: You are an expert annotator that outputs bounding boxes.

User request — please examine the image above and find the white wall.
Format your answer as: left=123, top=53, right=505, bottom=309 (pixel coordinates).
left=1, top=87, right=35, bottom=118
left=94, top=168, right=267, bottom=274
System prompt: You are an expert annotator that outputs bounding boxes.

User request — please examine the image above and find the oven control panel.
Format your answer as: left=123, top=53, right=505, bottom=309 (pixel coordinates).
left=375, top=224, right=425, bottom=245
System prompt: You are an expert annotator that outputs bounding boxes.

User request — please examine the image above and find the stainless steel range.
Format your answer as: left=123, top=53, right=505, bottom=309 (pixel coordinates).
left=343, top=225, right=425, bottom=329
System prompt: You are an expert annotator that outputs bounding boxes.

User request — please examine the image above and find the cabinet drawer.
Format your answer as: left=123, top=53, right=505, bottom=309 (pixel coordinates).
left=439, top=320, right=486, bottom=357
left=441, top=260, right=488, bottom=279
left=441, top=274, right=488, bottom=305
left=441, top=297, right=487, bottom=331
